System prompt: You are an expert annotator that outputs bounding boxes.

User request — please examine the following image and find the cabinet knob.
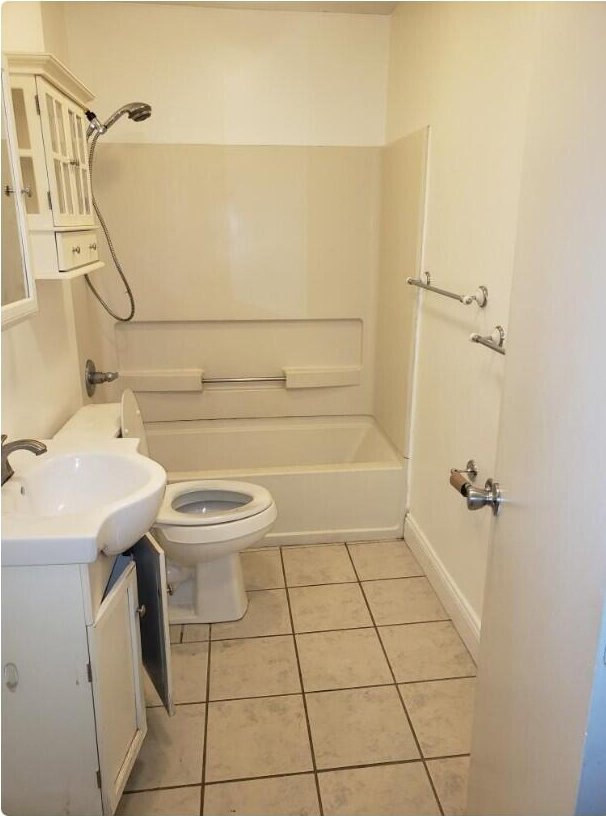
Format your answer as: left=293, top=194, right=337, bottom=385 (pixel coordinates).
left=72, top=245, right=81, bottom=254
left=4, top=663, right=19, bottom=692
left=136, top=605, right=146, bottom=619
left=4, top=185, right=31, bottom=197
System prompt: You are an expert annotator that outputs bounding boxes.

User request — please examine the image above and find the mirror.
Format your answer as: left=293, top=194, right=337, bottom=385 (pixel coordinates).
left=1, top=62, right=37, bottom=329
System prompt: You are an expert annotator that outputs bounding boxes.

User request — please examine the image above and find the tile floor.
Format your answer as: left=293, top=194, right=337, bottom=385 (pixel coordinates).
left=118, top=540, right=476, bottom=816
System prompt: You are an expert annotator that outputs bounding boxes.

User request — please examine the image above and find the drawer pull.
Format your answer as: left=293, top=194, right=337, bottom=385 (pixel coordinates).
left=136, top=605, right=146, bottom=619
left=89, top=243, right=97, bottom=251
left=72, top=246, right=81, bottom=254
left=4, top=663, right=19, bottom=692
left=69, top=158, right=80, bottom=167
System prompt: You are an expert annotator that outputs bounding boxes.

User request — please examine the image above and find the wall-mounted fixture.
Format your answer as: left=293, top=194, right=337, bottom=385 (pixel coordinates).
left=470, top=325, right=506, bottom=355
left=85, top=359, right=119, bottom=397
left=5, top=53, right=104, bottom=281
left=407, top=271, right=488, bottom=307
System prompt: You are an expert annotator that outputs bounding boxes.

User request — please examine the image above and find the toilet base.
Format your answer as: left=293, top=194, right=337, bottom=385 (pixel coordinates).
left=168, top=553, right=249, bottom=624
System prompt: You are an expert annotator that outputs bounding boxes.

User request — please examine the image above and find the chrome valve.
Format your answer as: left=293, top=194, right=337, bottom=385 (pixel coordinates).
left=85, top=359, right=119, bottom=397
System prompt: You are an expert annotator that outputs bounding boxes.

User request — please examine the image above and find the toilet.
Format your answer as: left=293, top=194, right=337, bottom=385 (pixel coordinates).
left=121, top=389, right=277, bottom=623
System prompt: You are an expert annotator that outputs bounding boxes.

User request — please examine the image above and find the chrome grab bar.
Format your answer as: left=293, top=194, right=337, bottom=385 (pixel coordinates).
left=203, top=376, right=286, bottom=384
left=407, top=271, right=488, bottom=308
left=470, top=325, right=506, bottom=355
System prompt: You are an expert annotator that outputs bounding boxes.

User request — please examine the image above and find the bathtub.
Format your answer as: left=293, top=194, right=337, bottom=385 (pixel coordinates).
left=145, top=415, right=407, bottom=546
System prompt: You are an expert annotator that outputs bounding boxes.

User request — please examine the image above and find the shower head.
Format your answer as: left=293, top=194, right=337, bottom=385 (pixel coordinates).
left=104, top=102, right=152, bottom=129
left=86, top=102, right=152, bottom=138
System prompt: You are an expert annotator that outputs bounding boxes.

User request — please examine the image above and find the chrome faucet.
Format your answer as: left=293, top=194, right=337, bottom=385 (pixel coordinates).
left=1, top=435, right=48, bottom=485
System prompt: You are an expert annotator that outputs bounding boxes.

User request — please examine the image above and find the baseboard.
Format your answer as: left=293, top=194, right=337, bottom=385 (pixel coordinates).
left=404, top=513, right=481, bottom=662
left=265, top=524, right=405, bottom=548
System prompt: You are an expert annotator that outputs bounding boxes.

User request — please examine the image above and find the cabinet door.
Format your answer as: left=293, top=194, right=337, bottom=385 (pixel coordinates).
left=65, top=98, right=94, bottom=225
left=88, top=561, right=147, bottom=816
left=1, top=565, right=102, bottom=816
left=131, top=534, right=175, bottom=716
left=37, top=77, right=93, bottom=228
left=9, top=74, right=53, bottom=232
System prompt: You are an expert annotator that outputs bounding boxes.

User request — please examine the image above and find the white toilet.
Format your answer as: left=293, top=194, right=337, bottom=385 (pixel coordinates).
left=121, top=389, right=277, bottom=623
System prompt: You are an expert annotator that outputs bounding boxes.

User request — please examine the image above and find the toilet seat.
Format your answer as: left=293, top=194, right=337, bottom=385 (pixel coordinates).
left=157, top=479, right=273, bottom=527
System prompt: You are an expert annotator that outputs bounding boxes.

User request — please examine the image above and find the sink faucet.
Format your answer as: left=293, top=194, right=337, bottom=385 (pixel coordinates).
left=1, top=435, right=48, bottom=486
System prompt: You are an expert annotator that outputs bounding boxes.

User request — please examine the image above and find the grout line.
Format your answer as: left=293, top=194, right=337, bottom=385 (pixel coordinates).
left=245, top=574, right=427, bottom=592
left=279, top=546, right=325, bottom=816
left=208, top=758, right=430, bottom=786
left=313, top=757, right=435, bottom=775
left=199, top=625, right=213, bottom=816
left=129, top=769, right=312, bottom=794
left=423, top=752, right=471, bottom=762
left=123, top=783, right=202, bottom=796
left=124, top=754, right=472, bottom=796
left=205, top=769, right=317, bottom=787
left=208, top=620, right=451, bottom=644
left=397, top=674, right=477, bottom=685
left=145, top=674, right=477, bottom=711
left=344, top=546, right=445, bottom=816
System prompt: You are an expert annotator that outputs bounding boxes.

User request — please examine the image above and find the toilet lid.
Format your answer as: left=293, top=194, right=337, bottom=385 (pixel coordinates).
left=157, top=479, right=274, bottom=526
left=121, top=388, right=150, bottom=457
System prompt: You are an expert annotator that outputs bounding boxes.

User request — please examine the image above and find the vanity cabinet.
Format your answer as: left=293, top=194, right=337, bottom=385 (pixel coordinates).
left=6, top=53, right=103, bottom=279
left=1, top=535, right=173, bottom=816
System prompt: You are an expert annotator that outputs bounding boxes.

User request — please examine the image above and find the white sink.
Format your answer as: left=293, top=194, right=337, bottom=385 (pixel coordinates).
left=1, top=443, right=166, bottom=566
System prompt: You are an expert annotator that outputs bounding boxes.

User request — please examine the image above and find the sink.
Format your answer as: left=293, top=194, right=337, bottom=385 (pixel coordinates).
left=1, top=443, right=166, bottom=566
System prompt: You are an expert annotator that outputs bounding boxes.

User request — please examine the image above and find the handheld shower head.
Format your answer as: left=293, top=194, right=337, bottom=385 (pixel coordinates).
left=86, top=102, right=152, bottom=138
left=104, top=102, right=152, bottom=130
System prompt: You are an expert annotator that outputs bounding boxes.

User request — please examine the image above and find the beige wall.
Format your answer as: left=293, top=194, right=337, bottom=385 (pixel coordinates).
left=389, top=3, right=539, bottom=627
left=1, top=2, right=84, bottom=438
left=1, top=2, right=45, bottom=53
left=64, top=2, right=389, bottom=146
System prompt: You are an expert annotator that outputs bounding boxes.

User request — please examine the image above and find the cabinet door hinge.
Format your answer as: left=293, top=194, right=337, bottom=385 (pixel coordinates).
left=47, top=191, right=52, bottom=210
left=86, top=662, right=92, bottom=683
left=34, top=94, right=41, bottom=115
left=96, top=769, right=102, bottom=789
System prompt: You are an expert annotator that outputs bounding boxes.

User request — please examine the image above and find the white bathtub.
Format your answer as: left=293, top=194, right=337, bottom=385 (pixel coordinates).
left=145, top=415, right=407, bottom=546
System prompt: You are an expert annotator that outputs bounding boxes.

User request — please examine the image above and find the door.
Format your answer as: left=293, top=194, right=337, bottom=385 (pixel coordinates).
left=467, top=7, right=606, bottom=815
left=131, top=533, right=175, bottom=715
left=88, top=561, right=147, bottom=816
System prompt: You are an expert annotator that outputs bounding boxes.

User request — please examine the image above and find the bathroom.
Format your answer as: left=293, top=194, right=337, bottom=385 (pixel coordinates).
left=1, top=2, right=605, bottom=815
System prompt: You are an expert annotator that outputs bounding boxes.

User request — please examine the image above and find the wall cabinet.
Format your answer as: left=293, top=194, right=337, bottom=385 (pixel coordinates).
left=6, top=53, right=103, bottom=279
left=1, top=534, right=173, bottom=816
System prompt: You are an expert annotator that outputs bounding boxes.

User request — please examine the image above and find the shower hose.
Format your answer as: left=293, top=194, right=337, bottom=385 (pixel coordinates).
left=85, top=131, right=136, bottom=322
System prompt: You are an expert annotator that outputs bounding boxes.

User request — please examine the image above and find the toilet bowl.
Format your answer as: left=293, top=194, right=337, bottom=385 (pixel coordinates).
left=121, top=389, right=277, bottom=623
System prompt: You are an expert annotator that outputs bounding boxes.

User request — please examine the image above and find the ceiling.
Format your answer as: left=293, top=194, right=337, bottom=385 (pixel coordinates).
left=161, top=2, right=398, bottom=14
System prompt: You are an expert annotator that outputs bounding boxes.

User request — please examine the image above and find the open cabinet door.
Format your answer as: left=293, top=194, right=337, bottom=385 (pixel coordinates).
left=131, top=534, right=175, bottom=716
left=88, top=561, right=147, bottom=816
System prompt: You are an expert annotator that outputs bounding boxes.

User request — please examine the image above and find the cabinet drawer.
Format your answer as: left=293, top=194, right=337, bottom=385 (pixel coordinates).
left=56, top=230, right=99, bottom=271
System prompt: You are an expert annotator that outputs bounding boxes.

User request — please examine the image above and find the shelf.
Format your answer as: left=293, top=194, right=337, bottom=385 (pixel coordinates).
left=35, top=260, right=104, bottom=281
